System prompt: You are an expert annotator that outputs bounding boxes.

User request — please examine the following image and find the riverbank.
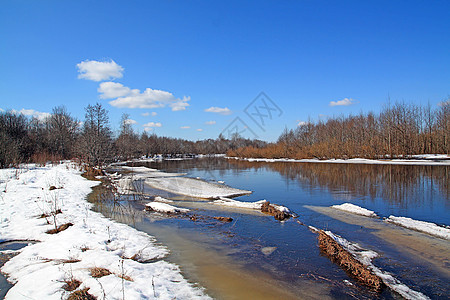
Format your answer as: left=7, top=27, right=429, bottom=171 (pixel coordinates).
left=0, top=162, right=209, bottom=299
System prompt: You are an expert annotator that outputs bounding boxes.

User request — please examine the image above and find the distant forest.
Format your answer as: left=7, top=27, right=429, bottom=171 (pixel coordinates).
left=1, top=100, right=448, bottom=168
left=0, top=103, right=266, bottom=168
left=228, top=100, right=449, bottom=159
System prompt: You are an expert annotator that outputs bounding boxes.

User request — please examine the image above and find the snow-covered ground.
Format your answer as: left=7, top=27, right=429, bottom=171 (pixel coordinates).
left=144, top=177, right=252, bottom=199
left=146, top=201, right=190, bottom=214
left=0, top=163, right=209, bottom=299
left=324, top=230, right=429, bottom=300
left=227, top=155, right=450, bottom=166
left=212, top=197, right=290, bottom=213
left=331, top=203, right=378, bottom=217
left=385, top=216, right=450, bottom=240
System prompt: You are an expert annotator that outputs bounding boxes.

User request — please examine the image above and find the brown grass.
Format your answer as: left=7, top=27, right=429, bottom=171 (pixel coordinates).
left=89, top=267, right=112, bottom=278
left=213, top=216, right=233, bottom=222
left=46, top=222, right=73, bottom=234
left=318, top=230, right=384, bottom=291
left=67, top=288, right=96, bottom=300
left=62, top=279, right=81, bottom=291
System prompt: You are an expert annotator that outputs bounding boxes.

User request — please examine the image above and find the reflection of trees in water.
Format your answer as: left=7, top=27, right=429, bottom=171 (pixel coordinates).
left=87, top=184, right=145, bottom=226
left=132, top=158, right=449, bottom=208
left=227, top=160, right=449, bottom=207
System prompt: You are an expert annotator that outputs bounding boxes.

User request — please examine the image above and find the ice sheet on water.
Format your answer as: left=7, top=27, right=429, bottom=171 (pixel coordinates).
left=331, top=203, right=378, bottom=217
left=145, top=177, right=252, bottom=199
left=385, top=216, right=450, bottom=240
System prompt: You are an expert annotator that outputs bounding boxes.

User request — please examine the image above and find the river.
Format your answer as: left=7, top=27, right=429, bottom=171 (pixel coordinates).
left=91, top=158, right=449, bottom=299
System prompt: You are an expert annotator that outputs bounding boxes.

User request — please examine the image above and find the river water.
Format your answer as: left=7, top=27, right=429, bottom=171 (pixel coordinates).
left=92, top=158, right=449, bottom=299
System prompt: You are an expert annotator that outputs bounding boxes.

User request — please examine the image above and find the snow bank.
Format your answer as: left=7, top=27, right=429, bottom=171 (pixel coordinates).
left=146, top=202, right=189, bottom=214
left=0, top=163, right=209, bottom=299
left=227, top=156, right=450, bottom=166
left=331, top=203, right=378, bottom=217
left=145, top=177, right=252, bottom=199
left=324, top=231, right=429, bottom=299
left=385, top=216, right=450, bottom=240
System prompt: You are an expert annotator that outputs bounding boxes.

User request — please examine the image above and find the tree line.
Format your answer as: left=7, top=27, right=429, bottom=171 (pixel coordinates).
left=0, top=103, right=266, bottom=168
left=227, top=100, right=449, bottom=159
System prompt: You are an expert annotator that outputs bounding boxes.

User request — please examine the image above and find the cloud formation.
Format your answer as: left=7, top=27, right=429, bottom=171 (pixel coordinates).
left=143, top=122, right=162, bottom=128
left=329, top=98, right=356, bottom=107
left=205, top=121, right=216, bottom=125
left=77, top=59, right=124, bottom=82
left=297, top=121, right=308, bottom=126
left=196, top=128, right=203, bottom=132
left=180, top=126, right=190, bottom=129
left=125, top=119, right=137, bottom=125
left=99, top=82, right=190, bottom=111
left=141, top=112, right=158, bottom=117
left=204, top=106, right=232, bottom=115
left=12, top=109, right=51, bottom=121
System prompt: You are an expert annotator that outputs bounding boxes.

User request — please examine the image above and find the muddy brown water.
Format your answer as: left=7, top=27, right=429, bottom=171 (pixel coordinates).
left=90, top=158, right=449, bottom=299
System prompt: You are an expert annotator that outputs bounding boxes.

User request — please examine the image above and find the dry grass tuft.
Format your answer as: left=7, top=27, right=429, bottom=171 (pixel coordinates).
left=261, top=201, right=290, bottom=221
left=67, top=288, right=96, bottom=300
left=89, top=267, right=112, bottom=278
left=46, top=222, right=73, bottom=234
left=62, top=279, right=81, bottom=291
left=117, top=274, right=133, bottom=282
left=318, top=230, right=384, bottom=291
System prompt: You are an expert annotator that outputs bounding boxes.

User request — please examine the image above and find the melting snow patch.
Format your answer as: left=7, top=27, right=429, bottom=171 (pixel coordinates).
left=212, top=197, right=268, bottom=209
left=146, top=202, right=189, bottom=214
left=145, top=177, right=252, bottom=199
left=385, top=216, right=450, bottom=240
left=0, top=163, right=209, bottom=299
left=331, top=203, right=378, bottom=217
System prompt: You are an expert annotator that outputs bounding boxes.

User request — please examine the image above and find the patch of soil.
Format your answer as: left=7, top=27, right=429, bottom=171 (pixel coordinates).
left=318, top=230, right=384, bottom=291
left=67, top=288, right=96, bottom=300
left=46, top=222, right=73, bottom=234
left=89, top=267, right=112, bottom=278
left=62, top=279, right=82, bottom=291
left=261, top=201, right=290, bottom=221
left=213, top=216, right=233, bottom=222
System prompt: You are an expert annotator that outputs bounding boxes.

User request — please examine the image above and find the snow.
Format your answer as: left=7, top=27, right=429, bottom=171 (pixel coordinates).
left=385, top=216, right=450, bottom=240
left=212, top=197, right=268, bottom=209
left=227, top=155, right=450, bottom=166
left=145, top=177, right=252, bottom=199
left=324, top=231, right=430, bottom=300
left=0, top=163, right=209, bottom=299
left=154, top=196, right=173, bottom=203
left=331, top=203, right=378, bottom=217
left=146, top=202, right=189, bottom=214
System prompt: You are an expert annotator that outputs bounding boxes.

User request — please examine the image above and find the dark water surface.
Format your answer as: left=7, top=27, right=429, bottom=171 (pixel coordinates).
left=92, top=158, right=449, bottom=299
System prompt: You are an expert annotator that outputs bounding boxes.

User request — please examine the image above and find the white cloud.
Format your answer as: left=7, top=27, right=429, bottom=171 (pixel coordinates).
left=12, top=109, right=51, bottom=121
left=77, top=59, right=124, bottom=82
left=205, top=120, right=216, bottom=125
left=329, top=98, right=356, bottom=107
left=0, top=108, right=4, bottom=112
left=297, top=121, right=308, bottom=126
left=141, top=112, right=157, bottom=117
left=204, top=106, right=232, bottom=115
left=98, top=82, right=133, bottom=99
left=196, top=128, right=203, bottom=132
left=143, top=122, right=162, bottom=128
left=106, top=86, right=190, bottom=111
left=180, top=126, right=190, bottom=129
left=144, top=127, right=153, bottom=132
left=125, top=119, right=137, bottom=125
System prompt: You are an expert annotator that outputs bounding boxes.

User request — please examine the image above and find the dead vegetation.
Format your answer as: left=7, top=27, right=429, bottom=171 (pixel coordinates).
left=318, top=230, right=384, bottom=291
left=261, top=201, right=290, bottom=221
left=89, top=267, right=112, bottom=278
left=213, top=216, right=233, bottom=222
left=67, top=288, right=96, bottom=300
left=82, top=166, right=105, bottom=181
left=39, top=209, right=62, bottom=219
left=62, top=279, right=82, bottom=291
left=46, top=222, right=73, bottom=234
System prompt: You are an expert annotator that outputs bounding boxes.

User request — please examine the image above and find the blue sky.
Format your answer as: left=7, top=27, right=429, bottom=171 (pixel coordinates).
left=1, top=1, right=449, bottom=141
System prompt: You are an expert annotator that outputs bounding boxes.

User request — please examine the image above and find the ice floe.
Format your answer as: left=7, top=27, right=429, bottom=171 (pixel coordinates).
left=145, top=177, right=252, bottom=199
left=146, top=202, right=190, bottom=214
left=385, top=216, right=450, bottom=240
left=331, top=203, right=378, bottom=217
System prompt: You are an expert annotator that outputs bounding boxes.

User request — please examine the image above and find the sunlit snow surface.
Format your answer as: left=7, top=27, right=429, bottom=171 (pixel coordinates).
left=145, top=177, right=252, bottom=199
left=0, top=163, right=210, bottom=299
left=385, top=216, right=450, bottom=240
left=331, top=203, right=378, bottom=217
